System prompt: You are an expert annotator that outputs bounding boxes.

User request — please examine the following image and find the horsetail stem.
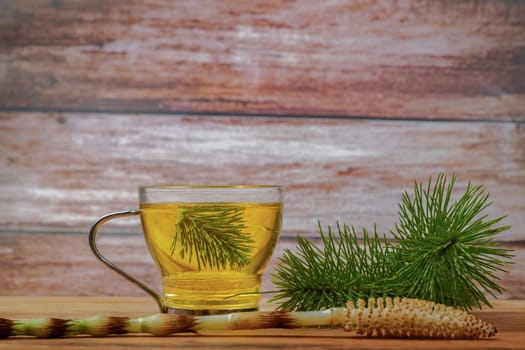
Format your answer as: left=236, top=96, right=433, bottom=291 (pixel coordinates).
left=11, top=318, right=70, bottom=338
left=0, top=297, right=496, bottom=339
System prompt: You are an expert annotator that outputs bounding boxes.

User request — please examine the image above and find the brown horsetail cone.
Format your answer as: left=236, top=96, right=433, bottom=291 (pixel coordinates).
left=0, top=297, right=496, bottom=339
left=345, top=297, right=497, bottom=339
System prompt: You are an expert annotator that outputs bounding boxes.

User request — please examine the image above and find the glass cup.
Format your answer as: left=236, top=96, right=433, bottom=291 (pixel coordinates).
left=89, top=185, right=283, bottom=315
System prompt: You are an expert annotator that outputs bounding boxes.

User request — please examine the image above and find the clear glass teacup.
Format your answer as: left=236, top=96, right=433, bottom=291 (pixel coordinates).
left=89, top=185, right=283, bottom=315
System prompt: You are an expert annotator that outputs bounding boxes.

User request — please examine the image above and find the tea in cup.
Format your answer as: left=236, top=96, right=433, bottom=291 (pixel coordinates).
left=89, top=186, right=283, bottom=314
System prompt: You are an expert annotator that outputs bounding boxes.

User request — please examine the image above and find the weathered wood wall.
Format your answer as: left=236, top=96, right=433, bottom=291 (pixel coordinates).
left=1, top=0, right=524, bottom=299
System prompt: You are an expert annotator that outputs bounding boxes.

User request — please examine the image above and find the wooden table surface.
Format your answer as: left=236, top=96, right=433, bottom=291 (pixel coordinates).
left=0, top=297, right=524, bottom=349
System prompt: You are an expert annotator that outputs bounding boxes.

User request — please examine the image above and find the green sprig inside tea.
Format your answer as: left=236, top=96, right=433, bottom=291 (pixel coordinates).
left=271, top=173, right=513, bottom=311
left=170, top=204, right=254, bottom=270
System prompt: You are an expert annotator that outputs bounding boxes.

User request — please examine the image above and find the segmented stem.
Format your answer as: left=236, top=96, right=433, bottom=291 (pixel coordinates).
left=0, top=298, right=496, bottom=339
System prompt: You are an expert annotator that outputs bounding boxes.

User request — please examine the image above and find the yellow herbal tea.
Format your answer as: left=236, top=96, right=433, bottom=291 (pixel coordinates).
left=140, top=202, right=282, bottom=311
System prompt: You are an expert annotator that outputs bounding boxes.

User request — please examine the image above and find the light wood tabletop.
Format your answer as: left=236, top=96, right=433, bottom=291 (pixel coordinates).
left=0, top=297, right=524, bottom=349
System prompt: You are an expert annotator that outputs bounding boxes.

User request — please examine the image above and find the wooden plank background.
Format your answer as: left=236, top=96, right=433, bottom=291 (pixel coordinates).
left=1, top=113, right=524, bottom=238
left=1, top=0, right=524, bottom=120
left=0, top=0, right=524, bottom=299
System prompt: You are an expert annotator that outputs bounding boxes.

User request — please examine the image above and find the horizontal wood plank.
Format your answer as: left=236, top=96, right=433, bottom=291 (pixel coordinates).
left=1, top=296, right=523, bottom=329
left=1, top=0, right=524, bottom=120
left=1, top=113, right=524, bottom=240
left=0, top=233, right=523, bottom=299
left=1, top=298, right=524, bottom=349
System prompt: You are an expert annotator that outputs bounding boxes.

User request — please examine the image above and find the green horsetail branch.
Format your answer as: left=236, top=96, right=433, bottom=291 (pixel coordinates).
left=171, top=204, right=253, bottom=270
left=0, top=298, right=496, bottom=339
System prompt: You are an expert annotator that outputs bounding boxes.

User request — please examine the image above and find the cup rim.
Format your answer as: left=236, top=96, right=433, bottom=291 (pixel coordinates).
left=140, top=185, right=282, bottom=190
left=139, top=185, right=283, bottom=204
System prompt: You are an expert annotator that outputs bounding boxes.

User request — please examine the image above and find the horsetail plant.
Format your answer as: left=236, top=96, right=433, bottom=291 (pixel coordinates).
left=391, top=173, right=513, bottom=309
left=271, top=173, right=512, bottom=311
left=0, top=297, right=496, bottom=339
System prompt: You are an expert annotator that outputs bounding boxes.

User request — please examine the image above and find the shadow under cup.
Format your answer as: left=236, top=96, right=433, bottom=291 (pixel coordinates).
left=90, top=186, right=283, bottom=315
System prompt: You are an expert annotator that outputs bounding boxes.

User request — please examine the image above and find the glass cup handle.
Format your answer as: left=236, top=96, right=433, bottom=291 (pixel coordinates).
left=88, top=210, right=167, bottom=313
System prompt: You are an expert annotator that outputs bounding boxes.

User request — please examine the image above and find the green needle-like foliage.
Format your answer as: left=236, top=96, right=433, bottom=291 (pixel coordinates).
left=271, top=173, right=513, bottom=311
left=270, top=223, right=399, bottom=311
left=170, top=205, right=254, bottom=270
left=391, top=173, right=513, bottom=309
